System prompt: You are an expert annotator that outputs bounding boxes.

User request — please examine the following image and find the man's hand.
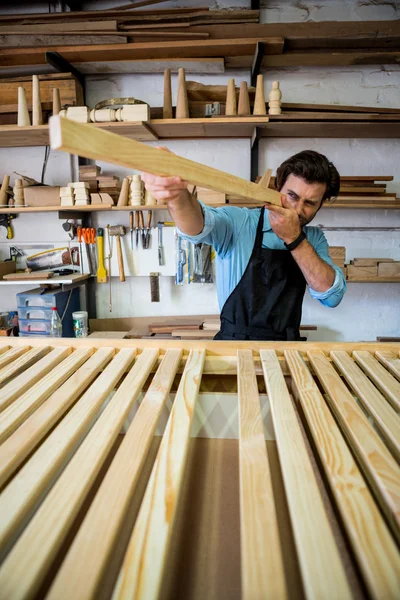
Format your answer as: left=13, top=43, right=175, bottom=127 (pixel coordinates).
left=266, top=195, right=302, bottom=245
left=141, top=146, right=189, bottom=206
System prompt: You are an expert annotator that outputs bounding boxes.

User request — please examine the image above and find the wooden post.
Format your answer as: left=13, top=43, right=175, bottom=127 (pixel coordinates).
left=163, top=68, right=173, bottom=119
left=32, top=75, right=43, bottom=126
left=238, top=81, right=250, bottom=116
left=176, top=67, right=189, bottom=119
left=225, top=78, right=237, bottom=116
left=253, top=74, right=267, bottom=116
left=13, top=179, right=24, bottom=207
left=52, top=88, right=61, bottom=116
left=268, top=81, right=282, bottom=115
left=17, top=86, right=30, bottom=126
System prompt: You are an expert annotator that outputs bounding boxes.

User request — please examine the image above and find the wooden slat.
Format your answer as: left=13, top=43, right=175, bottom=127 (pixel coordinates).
left=375, top=350, right=400, bottom=382
left=0, top=345, right=30, bottom=371
left=0, top=345, right=50, bottom=392
left=0, top=348, right=135, bottom=565
left=0, top=345, right=10, bottom=355
left=113, top=349, right=205, bottom=600
left=0, top=346, right=70, bottom=412
left=0, top=348, right=158, bottom=600
left=49, top=115, right=282, bottom=206
left=308, top=350, right=400, bottom=542
left=286, top=350, right=400, bottom=598
left=0, top=347, right=99, bottom=488
left=353, top=350, right=400, bottom=412
left=0, top=346, right=92, bottom=448
left=331, top=350, right=400, bottom=462
left=47, top=348, right=182, bottom=600
left=237, top=349, right=286, bottom=599
left=260, top=349, right=351, bottom=599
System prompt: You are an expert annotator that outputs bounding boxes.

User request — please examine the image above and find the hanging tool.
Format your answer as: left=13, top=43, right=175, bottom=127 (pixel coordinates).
left=135, top=210, right=140, bottom=248
left=88, top=227, right=97, bottom=273
left=109, top=225, right=126, bottom=282
left=129, top=211, right=134, bottom=250
left=77, top=226, right=84, bottom=273
left=96, top=227, right=107, bottom=283
left=157, top=222, right=164, bottom=266
left=106, top=225, right=113, bottom=311
left=138, top=210, right=145, bottom=249
left=144, top=210, right=152, bottom=249
left=0, top=214, right=16, bottom=240
left=176, top=236, right=187, bottom=285
left=82, top=228, right=94, bottom=275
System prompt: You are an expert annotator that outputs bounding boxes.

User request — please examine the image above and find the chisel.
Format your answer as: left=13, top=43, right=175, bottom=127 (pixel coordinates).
left=135, top=210, right=140, bottom=248
left=129, top=211, right=134, bottom=250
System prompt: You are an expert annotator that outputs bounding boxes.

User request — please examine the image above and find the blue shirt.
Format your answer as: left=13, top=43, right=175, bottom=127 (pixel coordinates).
left=178, top=201, right=346, bottom=310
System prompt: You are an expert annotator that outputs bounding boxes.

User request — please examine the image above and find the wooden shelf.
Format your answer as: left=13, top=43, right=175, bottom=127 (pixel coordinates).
left=2, top=117, right=400, bottom=148
left=347, top=278, right=400, bottom=283
left=0, top=273, right=89, bottom=285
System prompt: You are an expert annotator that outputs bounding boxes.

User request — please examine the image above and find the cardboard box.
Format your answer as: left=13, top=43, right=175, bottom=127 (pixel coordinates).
left=0, top=261, right=16, bottom=279
left=24, top=186, right=61, bottom=207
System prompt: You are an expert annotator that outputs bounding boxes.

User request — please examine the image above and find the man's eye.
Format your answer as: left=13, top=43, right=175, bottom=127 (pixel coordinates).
left=288, top=192, right=297, bottom=199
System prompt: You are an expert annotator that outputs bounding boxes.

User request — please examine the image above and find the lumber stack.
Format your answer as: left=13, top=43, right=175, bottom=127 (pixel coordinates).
left=347, top=258, right=400, bottom=281
left=78, top=164, right=121, bottom=205
left=0, top=337, right=399, bottom=600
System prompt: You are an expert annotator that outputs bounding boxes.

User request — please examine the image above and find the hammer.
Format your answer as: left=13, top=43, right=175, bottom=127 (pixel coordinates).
left=109, top=225, right=126, bottom=282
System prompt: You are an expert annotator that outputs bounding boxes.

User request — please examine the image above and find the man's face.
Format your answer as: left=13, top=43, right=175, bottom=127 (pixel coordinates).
left=280, top=174, right=326, bottom=227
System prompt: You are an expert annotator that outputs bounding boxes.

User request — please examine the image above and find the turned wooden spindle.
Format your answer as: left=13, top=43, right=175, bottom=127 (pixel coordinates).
left=176, top=68, right=189, bottom=119
left=32, top=75, right=43, bottom=126
left=238, top=81, right=250, bottom=116
left=163, top=69, right=173, bottom=119
left=225, top=78, right=237, bottom=116
left=253, top=74, right=267, bottom=116
left=17, top=87, right=31, bottom=126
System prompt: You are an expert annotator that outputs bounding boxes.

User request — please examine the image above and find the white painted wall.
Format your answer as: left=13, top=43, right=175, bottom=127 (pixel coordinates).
left=0, top=0, right=399, bottom=340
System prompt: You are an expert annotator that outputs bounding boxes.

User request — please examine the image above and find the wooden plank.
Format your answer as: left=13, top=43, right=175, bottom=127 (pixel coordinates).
left=49, top=116, right=281, bottom=206
left=47, top=348, right=182, bottom=600
left=308, top=350, right=400, bottom=543
left=285, top=350, right=400, bottom=598
left=353, top=351, right=400, bottom=412
left=0, top=345, right=30, bottom=370
left=0, top=347, right=100, bottom=488
left=0, top=37, right=283, bottom=68
left=0, top=348, right=136, bottom=567
left=0, top=348, right=158, bottom=599
left=330, top=351, right=400, bottom=463
left=112, top=349, right=205, bottom=600
left=0, top=34, right=127, bottom=47
left=0, top=73, right=83, bottom=107
left=0, top=346, right=71, bottom=412
left=375, top=350, right=400, bottom=382
left=0, top=21, right=118, bottom=33
left=74, top=58, right=225, bottom=74
left=0, top=345, right=49, bottom=390
left=260, top=349, right=351, bottom=599
left=237, top=349, right=286, bottom=599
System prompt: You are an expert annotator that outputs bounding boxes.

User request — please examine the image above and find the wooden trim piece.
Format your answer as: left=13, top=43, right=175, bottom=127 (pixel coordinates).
left=237, top=350, right=286, bottom=599
left=0, top=345, right=30, bottom=371
left=260, top=349, right=351, bottom=599
left=47, top=348, right=182, bottom=600
left=0, top=348, right=158, bottom=599
left=0, top=346, right=70, bottom=412
left=375, top=350, right=400, bottom=382
left=0, top=345, right=10, bottom=356
left=49, top=116, right=281, bottom=206
left=0, top=348, right=135, bottom=569
left=286, top=350, right=400, bottom=598
left=0, top=346, right=50, bottom=397
left=353, top=350, right=400, bottom=412
left=113, top=349, right=205, bottom=600
left=308, top=350, right=400, bottom=542
left=331, top=351, right=400, bottom=462
left=0, top=347, right=99, bottom=488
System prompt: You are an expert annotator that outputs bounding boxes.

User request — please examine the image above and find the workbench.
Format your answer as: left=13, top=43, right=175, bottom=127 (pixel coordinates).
left=0, top=338, right=399, bottom=600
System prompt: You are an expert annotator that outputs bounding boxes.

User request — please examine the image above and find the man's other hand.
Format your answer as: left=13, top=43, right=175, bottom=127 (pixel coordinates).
left=266, top=195, right=302, bottom=245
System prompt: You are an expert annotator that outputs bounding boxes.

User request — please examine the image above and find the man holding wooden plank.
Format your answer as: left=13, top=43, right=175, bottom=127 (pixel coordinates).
left=143, top=150, right=346, bottom=341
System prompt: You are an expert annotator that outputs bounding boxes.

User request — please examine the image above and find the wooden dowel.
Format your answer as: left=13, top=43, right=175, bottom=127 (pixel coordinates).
left=32, top=74, right=43, bottom=126
left=238, top=81, right=250, bottom=116
left=17, top=86, right=30, bottom=126
left=163, top=68, right=173, bottom=119
left=176, top=67, right=189, bottom=118
left=225, top=78, right=237, bottom=116
left=253, top=74, right=266, bottom=115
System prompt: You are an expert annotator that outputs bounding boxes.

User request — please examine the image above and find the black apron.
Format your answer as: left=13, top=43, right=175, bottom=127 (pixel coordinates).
left=214, top=207, right=307, bottom=341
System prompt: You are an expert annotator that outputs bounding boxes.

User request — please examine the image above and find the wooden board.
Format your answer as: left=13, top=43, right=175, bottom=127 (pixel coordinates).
left=0, top=72, right=83, bottom=107
left=0, top=338, right=399, bottom=599
left=49, top=116, right=282, bottom=206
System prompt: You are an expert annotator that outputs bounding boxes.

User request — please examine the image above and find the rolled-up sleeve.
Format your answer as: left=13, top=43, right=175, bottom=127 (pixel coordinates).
left=307, top=228, right=347, bottom=308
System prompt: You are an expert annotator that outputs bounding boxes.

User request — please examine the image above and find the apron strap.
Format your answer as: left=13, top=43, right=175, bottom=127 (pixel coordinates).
left=255, top=206, right=265, bottom=249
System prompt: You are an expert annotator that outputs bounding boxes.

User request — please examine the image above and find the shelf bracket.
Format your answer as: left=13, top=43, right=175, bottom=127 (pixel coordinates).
left=45, top=51, right=86, bottom=96
left=251, top=42, right=265, bottom=87
left=250, top=127, right=263, bottom=182
left=251, top=0, right=260, bottom=9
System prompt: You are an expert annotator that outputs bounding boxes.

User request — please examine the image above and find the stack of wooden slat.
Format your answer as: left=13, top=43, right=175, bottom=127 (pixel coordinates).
left=328, top=247, right=346, bottom=276
left=0, top=6, right=259, bottom=48
left=78, top=164, right=120, bottom=205
left=347, top=258, right=400, bottom=281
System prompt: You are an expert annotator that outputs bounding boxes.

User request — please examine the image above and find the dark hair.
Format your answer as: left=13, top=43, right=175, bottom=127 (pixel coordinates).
left=275, top=150, right=340, bottom=202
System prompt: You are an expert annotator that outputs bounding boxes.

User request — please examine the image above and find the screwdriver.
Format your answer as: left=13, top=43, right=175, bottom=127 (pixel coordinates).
left=135, top=210, right=140, bottom=248
left=129, top=211, right=134, bottom=250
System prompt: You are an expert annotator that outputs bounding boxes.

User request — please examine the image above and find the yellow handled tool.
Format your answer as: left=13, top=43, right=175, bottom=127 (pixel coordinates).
left=96, top=227, right=107, bottom=283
